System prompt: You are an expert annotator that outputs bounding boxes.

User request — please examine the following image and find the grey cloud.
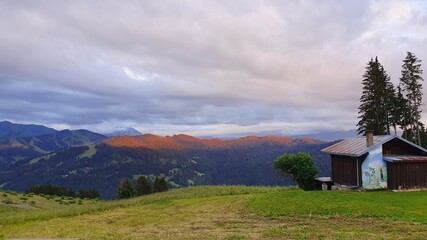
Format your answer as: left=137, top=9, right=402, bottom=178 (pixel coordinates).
left=1, top=0, right=427, bottom=136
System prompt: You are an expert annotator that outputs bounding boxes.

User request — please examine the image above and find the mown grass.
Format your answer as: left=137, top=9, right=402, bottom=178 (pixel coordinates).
left=249, top=190, right=427, bottom=223
left=0, top=189, right=102, bottom=225
left=1, top=186, right=427, bottom=239
left=0, top=186, right=286, bottom=225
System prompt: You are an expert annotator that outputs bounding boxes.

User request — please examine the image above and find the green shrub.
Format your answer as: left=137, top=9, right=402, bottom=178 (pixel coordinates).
left=274, top=152, right=318, bottom=190
left=2, top=198, right=13, bottom=204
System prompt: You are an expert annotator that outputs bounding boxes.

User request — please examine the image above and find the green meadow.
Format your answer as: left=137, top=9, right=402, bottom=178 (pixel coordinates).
left=1, top=186, right=427, bottom=239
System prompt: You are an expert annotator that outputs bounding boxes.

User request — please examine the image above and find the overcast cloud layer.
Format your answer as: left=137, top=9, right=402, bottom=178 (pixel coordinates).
left=1, top=0, right=427, bottom=137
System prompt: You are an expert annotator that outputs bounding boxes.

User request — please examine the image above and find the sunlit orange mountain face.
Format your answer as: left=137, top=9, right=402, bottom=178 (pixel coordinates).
left=103, top=134, right=323, bottom=151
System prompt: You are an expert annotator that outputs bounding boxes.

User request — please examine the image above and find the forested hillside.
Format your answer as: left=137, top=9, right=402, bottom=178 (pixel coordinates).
left=0, top=128, right=106, bottom=170
left=0, top=134, right=332, bottom=199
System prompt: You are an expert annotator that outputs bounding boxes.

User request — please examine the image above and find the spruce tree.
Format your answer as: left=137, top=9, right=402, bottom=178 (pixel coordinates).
left=419, top=122, right=427, bottom=148
left=78, top=188, right=101, bottom=199
left=357, top=57, right=395, bottom=135
left=389, top=87, right=399, bottom=135
left=384, top=76, right=396, bottom=135
left=135, top=176, right=152, bottom=195
left=152, top=177, right=160, bottom=193
left=152, top=177, right=168, bottom=193
left=400, top=51, right=424, bottom=145
left=159, top=177, right=168, bottom=192
left=389, top=85, right=412, bottom=135
left=116, top=179, right=135, bottom=199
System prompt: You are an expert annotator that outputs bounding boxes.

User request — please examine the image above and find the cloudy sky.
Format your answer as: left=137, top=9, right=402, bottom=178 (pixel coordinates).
left=1, top=1, right=427, bottom=137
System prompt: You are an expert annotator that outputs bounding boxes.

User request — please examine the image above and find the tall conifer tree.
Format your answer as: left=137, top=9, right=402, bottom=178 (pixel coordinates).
left=390, top=85, right=410, bottom=136
left=152, top=177, right=168, bottom=193
left=116, top=179, right=135, bottom=199
left=135, top=176, right=152, bottom=195
left=400, top=51, right=423, bottom=145
left=152, top=177, right=161, bottom=193
left=158, top=177, right=168, bottom=192
left=357, top=57, right=394, bottom=135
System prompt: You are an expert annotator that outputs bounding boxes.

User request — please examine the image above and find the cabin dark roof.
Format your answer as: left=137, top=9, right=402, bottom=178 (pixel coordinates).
left=321, top=135, right=427, bottom=157
left=384, top=155, right=427, bottom=162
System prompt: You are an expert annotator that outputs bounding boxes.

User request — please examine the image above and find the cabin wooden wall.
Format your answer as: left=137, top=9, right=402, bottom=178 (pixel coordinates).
left=387, top=162, right=427, bottom=190
left=382, top=139, right=426, bottom=156
left=331, top=155, right=358, bottom=186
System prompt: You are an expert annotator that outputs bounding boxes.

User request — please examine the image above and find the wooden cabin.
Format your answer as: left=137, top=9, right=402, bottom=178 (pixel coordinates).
left=322, top=132, right=427, bottom=190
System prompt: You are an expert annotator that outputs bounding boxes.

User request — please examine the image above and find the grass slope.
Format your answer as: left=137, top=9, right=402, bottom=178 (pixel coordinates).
left=250, top=190, right=427, bottom=223
left=1, top=186, right=427, bottom=239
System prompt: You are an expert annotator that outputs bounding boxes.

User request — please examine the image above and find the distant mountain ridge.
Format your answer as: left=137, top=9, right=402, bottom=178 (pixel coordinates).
left=0, top=122, right=106, bottom=170
left=103, top=134, right=324, bottom=151
left=0, top=121, right=57, bottom=139
left=292, top=129, right=358, bottom=141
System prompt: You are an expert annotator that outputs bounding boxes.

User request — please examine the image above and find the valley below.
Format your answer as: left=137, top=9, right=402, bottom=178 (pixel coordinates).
left=0, top=121, right=333, bottom=199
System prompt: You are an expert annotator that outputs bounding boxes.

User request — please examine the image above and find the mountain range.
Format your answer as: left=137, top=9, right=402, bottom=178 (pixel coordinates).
left=0, top=121, right=106, bottom=171
left=291, top=129, right=358, bottom=141
left=0, top=121, right=335, bottom=199
left=0, top=121, right=57, bottom=139
left=103, top=134, right=322, bottom=150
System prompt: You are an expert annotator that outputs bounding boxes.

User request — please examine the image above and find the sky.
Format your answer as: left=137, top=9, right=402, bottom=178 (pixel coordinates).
left=1, top=0, right=427, bottom=137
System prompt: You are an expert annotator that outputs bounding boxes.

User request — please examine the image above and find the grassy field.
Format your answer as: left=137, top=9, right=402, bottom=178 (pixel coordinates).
left=1, top=186, right=427, bottom=239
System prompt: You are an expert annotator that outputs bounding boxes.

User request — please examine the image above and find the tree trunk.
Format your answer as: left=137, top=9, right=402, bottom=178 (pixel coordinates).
left=416, top=121, right=421, bottom=146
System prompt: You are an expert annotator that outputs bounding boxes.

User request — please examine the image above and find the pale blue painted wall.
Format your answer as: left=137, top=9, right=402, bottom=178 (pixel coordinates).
left=361, top=145, right=387, bottom=189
